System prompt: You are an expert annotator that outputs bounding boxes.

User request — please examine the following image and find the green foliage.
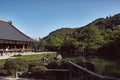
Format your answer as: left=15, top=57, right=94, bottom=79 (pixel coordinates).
left=44, top=28, right=76, bottom=40
left=103, top=64, right=120, bottom=77
left=87, top=58, right=113, bottom=74
left=60, top=38, right=79, bottom=54
left=98, top=25, right=120, bottom=60
left=113, top=25, right=120, bottom=44
left=81, top=27, right=104, bottom=53
left=29, top=61, right=44, bottom=68
left=102, top=29, right=113, bottom=43
left=29, top=66, right=47, bottom=73
left=43, top=28, right=76, bottom=51
left=37, top=38, right=47, bottom=51
left=4, top=58, right=28, bottom=71
left=28, top=61, right=44, bottom=77
left=28, top=65, right=47, bottom=78
left=58, top=59, right=69, bottom=69
left=42, top=13, right=120, bottom=59
left=0, top=59, right=6, bottom=65
left=4, top=58, right=28, bottom=76
left=82, top=27, right=103, bottom=43
left=47, top=62, right=59, bottom=69
left=46, top=36, right=63, bottom=51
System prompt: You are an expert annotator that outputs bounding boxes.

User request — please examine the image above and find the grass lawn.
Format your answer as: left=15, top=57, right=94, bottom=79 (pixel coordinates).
left=0, top=52, right=56, bottom=65
left=18, top=54, right=43, bottom=61
left=0, top=59, right=6, bottom=65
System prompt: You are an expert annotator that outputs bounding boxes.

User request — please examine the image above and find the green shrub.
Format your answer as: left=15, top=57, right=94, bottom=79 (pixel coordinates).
left=28, top=61, right=44, bottom=68
left=103, top=64, right=120, bottom=77
left=58, top=59, right=69, bottom=69
left=4, top=58, right=28, bottom=72
left=32, top=66, right=47, bottom=73
left=47, top=62, right=59, bottom=69
left=28, top=65, right=47, bottom=78
left=28, top=61, right=44, bottom=72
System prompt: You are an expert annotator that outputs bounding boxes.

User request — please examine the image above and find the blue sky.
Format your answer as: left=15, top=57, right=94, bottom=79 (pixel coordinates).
left=0, top=0, right=120, bottom=39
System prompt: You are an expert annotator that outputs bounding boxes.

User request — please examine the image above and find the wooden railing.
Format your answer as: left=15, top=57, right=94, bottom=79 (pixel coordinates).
left=68, top=61, right=120, bottom=80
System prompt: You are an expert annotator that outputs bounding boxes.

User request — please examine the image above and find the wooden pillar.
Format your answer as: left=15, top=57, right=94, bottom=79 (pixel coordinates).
left=23, top=44, right=25, bottom=51
left=26, top=43, right=29, bottom=51
left=14, top=45, right=16, bottom=51
left=14, top=41, right=16, bottom=52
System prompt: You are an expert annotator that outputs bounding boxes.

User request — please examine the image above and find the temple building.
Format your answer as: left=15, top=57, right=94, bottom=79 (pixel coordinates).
left=0, top=19, right=35, bottom=54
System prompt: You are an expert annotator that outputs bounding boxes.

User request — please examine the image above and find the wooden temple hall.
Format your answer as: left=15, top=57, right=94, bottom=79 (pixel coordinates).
left=0, top=19, right=35, bottom=54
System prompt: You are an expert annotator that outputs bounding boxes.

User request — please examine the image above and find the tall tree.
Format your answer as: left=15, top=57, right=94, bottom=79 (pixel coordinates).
left=81, top=26, right=104, bottom=55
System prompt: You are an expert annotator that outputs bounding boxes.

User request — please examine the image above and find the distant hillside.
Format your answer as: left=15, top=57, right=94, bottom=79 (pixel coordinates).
left=42, top=28, right=76, bottom=51
left=40, top=13, right=120, bottom=60
left=43, top=28, right=76, bottom=40
left=44, top=13, right=120, bottom=41
left=88, top=13, right=120, bottom=29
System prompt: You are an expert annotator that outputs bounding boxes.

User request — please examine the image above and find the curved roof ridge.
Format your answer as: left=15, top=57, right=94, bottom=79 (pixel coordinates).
left=0, top=19, right=11, bottom=23
left=11, top=24, right=34, bottom=40
left=0, top=20, right=36, bottom=42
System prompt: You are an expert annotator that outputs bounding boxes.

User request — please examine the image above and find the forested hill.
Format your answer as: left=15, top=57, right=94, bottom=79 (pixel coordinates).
left=40, top=13, right=120, bottom=60
left=87, top=13, right=120, bottom=29
left=43, top=28, right=76, bottom=40
left=44, top=13, right=120, bottom=40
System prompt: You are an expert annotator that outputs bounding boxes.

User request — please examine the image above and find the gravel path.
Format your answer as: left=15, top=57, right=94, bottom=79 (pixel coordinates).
left=0, top=52, right=54, bottom=60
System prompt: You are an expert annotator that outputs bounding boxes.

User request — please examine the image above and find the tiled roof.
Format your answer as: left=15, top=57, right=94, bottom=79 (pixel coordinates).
left=0, top=20, right=35, bottom=42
